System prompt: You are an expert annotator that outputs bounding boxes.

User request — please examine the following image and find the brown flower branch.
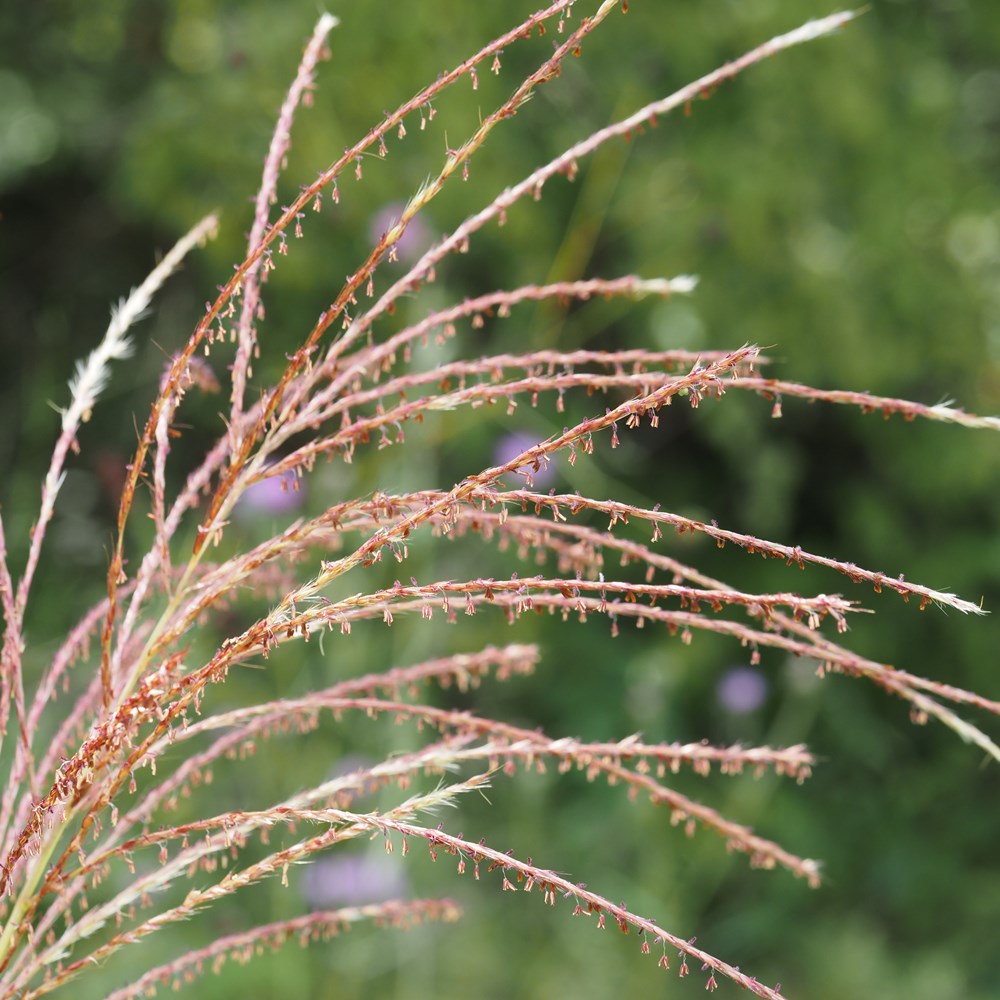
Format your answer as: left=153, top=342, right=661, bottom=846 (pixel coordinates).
left=477, top=489, right=988, bottom=615
left=101, top=899, right=463, bottom=1000
left=345, top=814, right=793, bottom=998
left=737, top=376, right=1000, bottom=430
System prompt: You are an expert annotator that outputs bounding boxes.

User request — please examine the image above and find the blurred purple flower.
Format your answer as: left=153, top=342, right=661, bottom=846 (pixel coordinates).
left=716, top=666, right=767, bottom=714
left=369, top=203, right=433, bottom=264
left=301, top=853, right=409, bottom=910
left=236, top=467, right=304, bottom=518
left=494, top=430, right=556, bottom=488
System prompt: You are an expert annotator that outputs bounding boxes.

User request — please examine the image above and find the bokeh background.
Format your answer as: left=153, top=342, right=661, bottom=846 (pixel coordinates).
left=1, top=1, right=999, bottom=997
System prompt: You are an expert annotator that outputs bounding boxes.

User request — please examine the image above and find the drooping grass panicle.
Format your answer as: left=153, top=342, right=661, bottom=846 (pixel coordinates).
left=1, top=4, right=995, bottom=998
left=15, top=775, right=491, bottom=1000
left=91, top=1, right=611, bottom=730
left=737, top=375, right=1000, bottom=431
left=292, top=9, right=857, bottom=404
left=265, top=275, right=703, bottom=449
left=321, top=813, right=794, bottom=999
left=478, top=488, right=989, bottom=615
left=101, top=899, right=463, bottom=1000
left=185, top=2, right=626, bottom=567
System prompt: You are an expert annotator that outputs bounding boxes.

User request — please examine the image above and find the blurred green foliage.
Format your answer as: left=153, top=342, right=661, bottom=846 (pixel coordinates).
left=1, top=1, right=998, bottom=997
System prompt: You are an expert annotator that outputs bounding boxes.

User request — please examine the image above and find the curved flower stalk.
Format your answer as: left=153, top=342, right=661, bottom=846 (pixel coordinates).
left=101, top=899, right=463, bottom=1000
left=0, top=4, right=996, bottom=999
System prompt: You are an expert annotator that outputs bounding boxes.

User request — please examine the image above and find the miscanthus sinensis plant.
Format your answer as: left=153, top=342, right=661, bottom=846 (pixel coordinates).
left=2, top=4, right=998, bottom=997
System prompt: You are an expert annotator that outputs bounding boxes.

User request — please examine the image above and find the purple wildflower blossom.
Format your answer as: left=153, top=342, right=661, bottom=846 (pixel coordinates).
left=716, top=666, right=768, bottom=714
left=236, top=467, right=304, bottom=518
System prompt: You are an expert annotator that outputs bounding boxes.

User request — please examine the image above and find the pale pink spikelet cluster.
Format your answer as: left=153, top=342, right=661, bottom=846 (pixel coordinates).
left=0, top=4, right=996, bottom=999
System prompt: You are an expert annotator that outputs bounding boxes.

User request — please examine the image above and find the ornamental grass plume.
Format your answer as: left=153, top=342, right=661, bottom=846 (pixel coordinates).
left=1, top=4, right=998, bottom=998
